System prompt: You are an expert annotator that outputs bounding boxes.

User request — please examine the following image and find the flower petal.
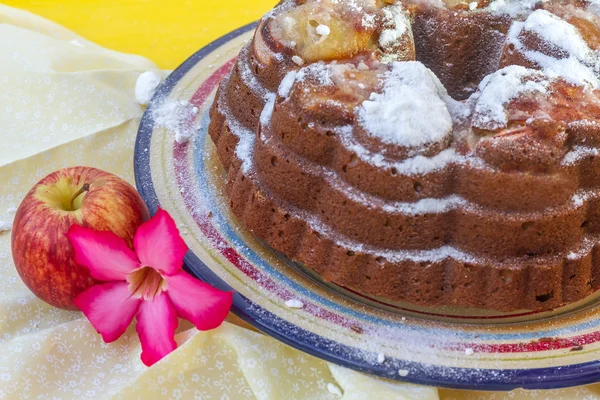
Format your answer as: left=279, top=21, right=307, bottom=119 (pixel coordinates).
left=136, top=292, right=178, bottom=366
left=166, top=271, right=233, bottom=331
left=67, top=225, right=140, bottom=281
left=133, top=208, right=187, bottom=276
left=74, top=281, right=142, bottom=343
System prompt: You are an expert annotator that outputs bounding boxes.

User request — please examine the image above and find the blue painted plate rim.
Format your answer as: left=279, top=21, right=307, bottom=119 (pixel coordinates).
left=133, top=21, right=600, bottom=391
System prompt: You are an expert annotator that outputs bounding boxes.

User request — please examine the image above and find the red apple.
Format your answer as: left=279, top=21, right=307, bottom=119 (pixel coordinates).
left=11, top=167, right=149, bottom=310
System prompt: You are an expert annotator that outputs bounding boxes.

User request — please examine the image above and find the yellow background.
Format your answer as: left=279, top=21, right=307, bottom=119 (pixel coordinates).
left=2, top=0, right=275, bottom=69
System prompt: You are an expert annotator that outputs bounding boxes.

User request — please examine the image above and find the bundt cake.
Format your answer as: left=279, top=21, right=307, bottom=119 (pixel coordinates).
left=208, top=0, right=600, bottom=312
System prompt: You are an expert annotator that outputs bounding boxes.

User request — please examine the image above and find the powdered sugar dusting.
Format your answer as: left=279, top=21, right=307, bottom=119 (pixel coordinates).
left=328, top=172, right=600, bottom=217
left=0, top=207, right=15, bottom=232
left=216, top=76, right=258, bottom=173
left=471, top=66, right=549, bottom=131
left=486, top=0, right=539, bottom=17
left=153, top=99, right=200, bottom=144
left=382, top=150, right=468, bottom=175
left=567, top=236, right=596, bottom=260
left=285, top=299, right=305, bottom=309
left=562, top=146, right=600, bottom=166
left=0, top=220, right=12, bottom=232
left=361, top=12, right=376, bottom=29
left=278, top=71, right=298, bottom=98
left=295, top=62, right=333, bottom=86
left=590, top=0, right=600, bottom=14
left=507, top=20, right=524, bottom=42
left=357, top=62, right=453, bottom=148
left=298, top=205, right=479, bottom=263
left=338, top=128, right=473, bottom=176
left=260, top=93, right=277, bottom=127
left=231, top=126, right=256, bottom=175
left=379, top=4, right=410, bottom=56
left=506, top=9, right=600, bottom=89
left=135, top=71, right=162, bottom=105
left=572, top=189, right=595, bottom=208
left=238, top=44, right=269, bottom=99
left=524, top=10, right=592, bottom=61
left=381, top=195, right=465, bottom=215
left=525, top=51, right=600, bottom=89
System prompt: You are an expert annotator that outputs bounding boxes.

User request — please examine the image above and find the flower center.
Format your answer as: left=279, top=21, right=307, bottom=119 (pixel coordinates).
left=127, top=266, right=167, bottom=300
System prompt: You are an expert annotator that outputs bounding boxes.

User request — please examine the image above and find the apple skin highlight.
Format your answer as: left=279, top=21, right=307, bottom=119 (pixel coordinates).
left=11, top=167, right=150, bottom=310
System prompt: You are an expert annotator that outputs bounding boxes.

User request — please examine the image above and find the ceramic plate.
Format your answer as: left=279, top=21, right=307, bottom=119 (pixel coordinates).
left=134, top=23, right=600, bottom=391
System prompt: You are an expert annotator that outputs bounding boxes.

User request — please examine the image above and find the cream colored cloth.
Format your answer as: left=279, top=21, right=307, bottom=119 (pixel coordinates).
left=1, top=4, right=600, bottom=399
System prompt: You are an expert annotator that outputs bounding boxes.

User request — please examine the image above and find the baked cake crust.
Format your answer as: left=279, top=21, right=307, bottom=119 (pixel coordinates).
left=208, top=0, right=600, bottom=311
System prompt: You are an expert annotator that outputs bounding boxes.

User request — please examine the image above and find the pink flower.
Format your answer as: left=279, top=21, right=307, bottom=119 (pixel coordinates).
left=67, top=208, right=233, bottom=366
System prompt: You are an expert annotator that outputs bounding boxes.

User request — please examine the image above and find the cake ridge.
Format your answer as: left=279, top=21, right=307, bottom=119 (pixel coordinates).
left=563, top=146, right=600, bottom=166
left=215, top=75, right=257, bottom=174
left=219, top=146, right=600, bottom=310
left=221, top=135, right=600, bottom=266
left=337, top=127, right=479, bottom=175
left=238, top=44, right=270, bottom=99
left=257, top=113, right=600, bottom=221
left=255, top=111, right=600, bottom=217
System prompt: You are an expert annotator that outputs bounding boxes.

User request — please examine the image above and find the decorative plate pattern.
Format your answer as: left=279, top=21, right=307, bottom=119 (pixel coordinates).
left=134, top=23, right=600, bottom=391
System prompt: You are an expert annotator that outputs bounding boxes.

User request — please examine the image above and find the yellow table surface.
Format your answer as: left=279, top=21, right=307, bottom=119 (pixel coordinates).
left=2, top=0, right=275, bottom=70
left=3, top=1, right=600, bottom=399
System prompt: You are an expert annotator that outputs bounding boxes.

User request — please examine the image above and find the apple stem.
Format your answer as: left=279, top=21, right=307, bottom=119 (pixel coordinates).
left=70, top=183, right=90, bottom=210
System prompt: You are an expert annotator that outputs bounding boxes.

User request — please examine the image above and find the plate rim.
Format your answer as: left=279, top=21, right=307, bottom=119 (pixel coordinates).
left=133, top=21, right=600, bottom=391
